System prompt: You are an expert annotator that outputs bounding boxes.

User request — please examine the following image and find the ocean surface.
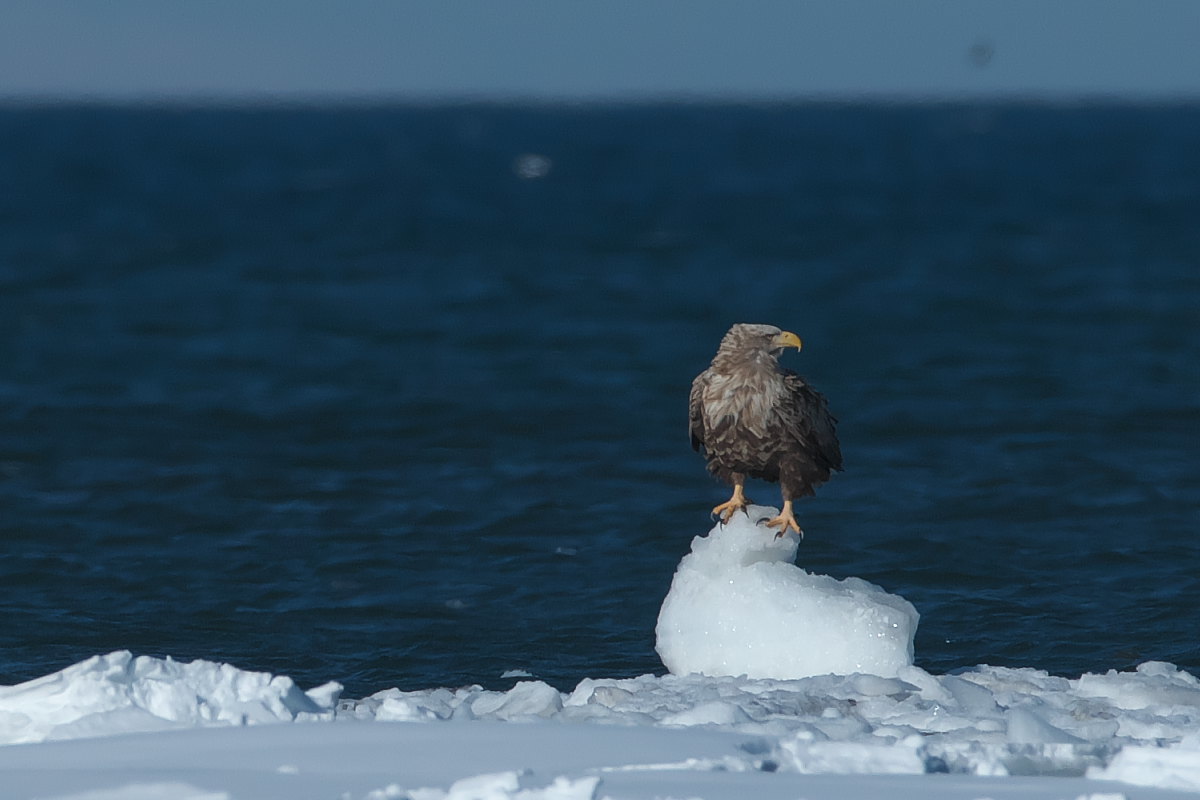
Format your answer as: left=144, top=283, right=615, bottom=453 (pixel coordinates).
left=1, top=103, right=1197, bottom=698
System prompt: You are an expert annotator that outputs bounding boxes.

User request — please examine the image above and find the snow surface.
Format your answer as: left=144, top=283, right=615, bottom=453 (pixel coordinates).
left=4, top=510, right=1200, bottom=799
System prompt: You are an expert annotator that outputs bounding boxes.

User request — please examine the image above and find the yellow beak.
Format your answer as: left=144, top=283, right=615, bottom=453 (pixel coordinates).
left=774, top=331, right=803, bottom=351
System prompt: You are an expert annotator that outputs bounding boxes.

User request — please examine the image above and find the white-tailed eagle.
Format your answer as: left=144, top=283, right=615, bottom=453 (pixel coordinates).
left=689, top=323, right=843, bottom=536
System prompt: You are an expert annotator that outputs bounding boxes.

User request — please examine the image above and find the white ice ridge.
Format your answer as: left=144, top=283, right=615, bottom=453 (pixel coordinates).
left=655, top=504, right=918, bottom=680
left=7, top=652, right=1200, bottom=791
left=0, top=650, right=340, bottom=744
left=355, top=662, right=1200, bottom=782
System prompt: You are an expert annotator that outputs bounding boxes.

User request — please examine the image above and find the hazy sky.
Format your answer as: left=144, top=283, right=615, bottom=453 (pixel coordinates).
left=4, top=0, right=1200, bottom=101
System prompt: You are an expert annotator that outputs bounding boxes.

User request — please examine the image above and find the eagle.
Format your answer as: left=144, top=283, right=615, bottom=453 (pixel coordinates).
left=689, top=323, right=842, bottom=537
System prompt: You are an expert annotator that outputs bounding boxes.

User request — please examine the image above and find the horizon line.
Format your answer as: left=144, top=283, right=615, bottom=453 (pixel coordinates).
left=4, top=89, right=1200, bottom=109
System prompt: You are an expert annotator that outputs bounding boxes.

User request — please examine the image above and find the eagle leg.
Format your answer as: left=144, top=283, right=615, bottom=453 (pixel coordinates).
left=711, top=479, right=752, bottom=523
left=764, top=500, right=803, bottom=539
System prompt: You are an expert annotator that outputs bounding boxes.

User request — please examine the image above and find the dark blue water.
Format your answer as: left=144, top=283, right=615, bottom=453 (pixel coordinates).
left=1, top=104, right=1197, bottom=697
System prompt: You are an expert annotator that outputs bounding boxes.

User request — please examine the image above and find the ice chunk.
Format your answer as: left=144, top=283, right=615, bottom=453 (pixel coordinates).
left=502, top=669, right=535, bottom=679
left=660, top=700, right=751, bottom=728
left=395, top=770, right=601, bottom=800
left=1077, top=661, right=1200, bottom=710
left=304, top=681, right=343, bottom=709
left=469, top=681, right=564, bottom=720
left=777, top=738, right=925, bottom=774
left=446, top=770, right=522, bottom=799
left=655, top=506, right=919, bottom=680
left=1007, top=707, right=1086, bottom=745
left=1088, top=744, right=1200, bottom=791
left=940, top=675, right=1001, bottom=716
left=0, top=651, right=337, bottom=744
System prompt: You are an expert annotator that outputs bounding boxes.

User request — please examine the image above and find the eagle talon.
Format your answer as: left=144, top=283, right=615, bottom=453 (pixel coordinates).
left=711, top=500, right=749, bottom=524
left=763, top=500, right=803, bottom=539
left=711, top=483, right=752, bottom=524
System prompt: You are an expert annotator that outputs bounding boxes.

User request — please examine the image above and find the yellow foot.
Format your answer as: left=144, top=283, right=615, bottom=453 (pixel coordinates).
left=712, top=491, right=752, bottom=523
left=712, top=498, right=752, bottom=523
left=764, top=502, right=803, bottom=539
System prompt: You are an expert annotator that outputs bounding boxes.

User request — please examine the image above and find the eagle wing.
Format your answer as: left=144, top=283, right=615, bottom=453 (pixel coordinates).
left=688, top=369, right=711, bottom=453
left=782, top=371, right=843, bottom=472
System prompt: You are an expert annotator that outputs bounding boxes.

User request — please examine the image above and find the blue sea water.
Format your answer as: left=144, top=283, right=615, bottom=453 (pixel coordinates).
left=1, top=104, right=1197, bottom=698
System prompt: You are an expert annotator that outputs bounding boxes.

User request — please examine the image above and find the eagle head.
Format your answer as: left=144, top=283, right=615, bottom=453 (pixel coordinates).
left=717, top=323, right=803, bottom=364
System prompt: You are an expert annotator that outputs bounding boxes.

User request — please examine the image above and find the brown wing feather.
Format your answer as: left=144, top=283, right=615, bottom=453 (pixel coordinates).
left=782, top=370, right=843, bottom=472
left=688, top=370, right=710, bottom=453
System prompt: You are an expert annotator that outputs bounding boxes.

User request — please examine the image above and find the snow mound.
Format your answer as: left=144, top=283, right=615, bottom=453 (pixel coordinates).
left=0, top=650, right=340, bottom=745
left=655, top=505, right=919, bottom=680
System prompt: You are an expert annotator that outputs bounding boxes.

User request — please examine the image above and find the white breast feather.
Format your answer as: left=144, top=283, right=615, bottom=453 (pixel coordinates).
left=702, top=371, right=785, bottom=438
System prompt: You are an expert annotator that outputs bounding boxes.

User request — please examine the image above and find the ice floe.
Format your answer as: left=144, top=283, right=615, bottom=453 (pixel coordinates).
left=4, top=510, right=1200, bottom=798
